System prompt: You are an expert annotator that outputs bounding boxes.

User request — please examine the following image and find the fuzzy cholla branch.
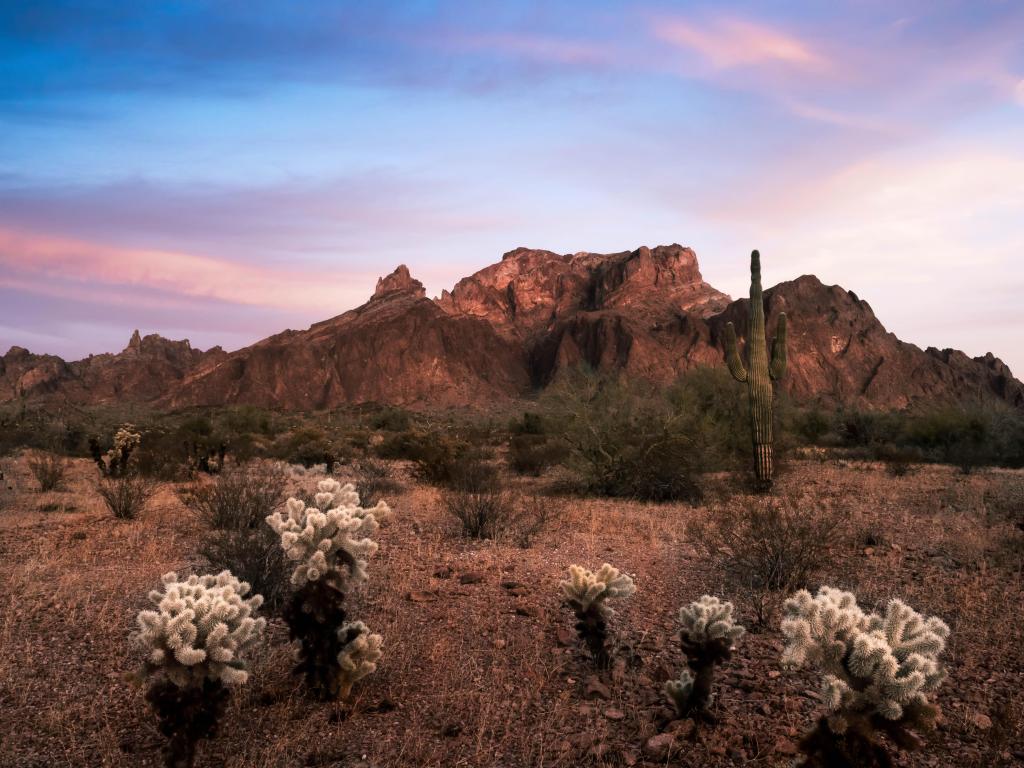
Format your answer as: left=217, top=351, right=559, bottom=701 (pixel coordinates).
left=665, top=595, right=745, bottom=718
left=135, top=571, right=266, bottom=689
left=781, top=587, right=948, bottom=727
left=560, top=563, right=636, bottom=616
left=266, top=479, right=386, bottom=588
left=336, top=620, right=384, bottom=698
left=678, top=595, right=746, bottom=646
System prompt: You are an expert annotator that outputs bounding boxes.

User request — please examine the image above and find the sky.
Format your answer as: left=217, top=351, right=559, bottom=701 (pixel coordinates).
left=1, top=1, right=1022, bottom=375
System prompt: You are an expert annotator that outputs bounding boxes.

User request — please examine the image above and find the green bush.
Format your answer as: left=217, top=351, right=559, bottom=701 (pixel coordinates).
left=508, top=434, right=567, bottom=476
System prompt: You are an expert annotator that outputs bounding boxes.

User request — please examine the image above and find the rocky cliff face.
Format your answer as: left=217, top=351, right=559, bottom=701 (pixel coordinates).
left=1, top=245, right=1020, bottom=411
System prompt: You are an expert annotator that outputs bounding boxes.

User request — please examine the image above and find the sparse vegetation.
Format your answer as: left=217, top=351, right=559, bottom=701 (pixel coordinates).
left=560, top=563, right=636, bottom=669
left=97, top=474, right=157, bottom=520
left=27, top=450, right=69, bottom=491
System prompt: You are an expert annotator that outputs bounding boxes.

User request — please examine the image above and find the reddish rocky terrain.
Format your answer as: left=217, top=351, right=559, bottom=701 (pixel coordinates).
left=2, top=245, right=1021, bottom=410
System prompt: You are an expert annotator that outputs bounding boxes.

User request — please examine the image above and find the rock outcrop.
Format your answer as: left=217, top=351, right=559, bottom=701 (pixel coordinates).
left=1, top=246, right=1020, bottom=411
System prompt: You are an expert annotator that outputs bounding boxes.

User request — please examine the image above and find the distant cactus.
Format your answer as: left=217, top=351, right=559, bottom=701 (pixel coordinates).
left=90, top=424, right=142, bottom=478
left=780, top=587, right=949, bottom=767
left=664, top=595, right=745, bottom=720
left=560, top=563, right=636, bottom=668
left=266, top=479, right=386, bottom=699
left=134, top=570, right=266, bottom=768
left=723, top=250, right=786, bottom=489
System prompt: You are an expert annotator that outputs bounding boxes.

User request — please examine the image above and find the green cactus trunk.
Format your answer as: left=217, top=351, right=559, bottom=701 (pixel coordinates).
left=723, top=250, right=787, bottom=489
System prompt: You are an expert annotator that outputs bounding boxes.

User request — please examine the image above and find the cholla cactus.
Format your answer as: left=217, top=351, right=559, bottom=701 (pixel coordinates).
left=136, top=571, right=266, bottom=688
left=134, top=570, right=266, bottom=768
left=336, top=620, right=384, bottom=698
left=266, top=479, right=388, bottom=588
left=781, top=587, right=949, bottom=767
left=268, top=479, right=387, bottom=699
left=664, top=595, right=745, bottom=719
left=90, top=423, right=142, bottom=477
left=560, top=563, right=635, bottom=669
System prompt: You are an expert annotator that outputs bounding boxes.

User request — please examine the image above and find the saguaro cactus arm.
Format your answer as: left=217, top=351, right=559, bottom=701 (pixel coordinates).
left=769, top=312, right=787, bottom=381
left=723, top=323, right=748, bottom=382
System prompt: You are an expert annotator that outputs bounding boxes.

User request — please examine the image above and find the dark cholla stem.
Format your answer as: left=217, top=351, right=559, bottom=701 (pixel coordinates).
left=572, top=602, right=610, bottom=669
left=284, top=577, right=349, bottom=699
left=146, top=678, right=229, bottom=768
left=723, top=249, right=787, bottom=490
left=677, top=636, right=733, bottom=717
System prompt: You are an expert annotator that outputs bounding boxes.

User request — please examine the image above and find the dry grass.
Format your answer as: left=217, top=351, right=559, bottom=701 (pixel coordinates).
left=0, top=456, right=1021, bottom=767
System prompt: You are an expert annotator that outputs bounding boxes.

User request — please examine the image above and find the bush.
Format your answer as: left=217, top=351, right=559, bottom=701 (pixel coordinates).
left=179, top=464, right=288, bottom=530
left=689, top=494, right=847, bottom=625
left=27, top=451, right=69, bottom=492
left=368, top=407, right=412, bottom=432
left=508, top=434, right=566, bottom=476
left=542, top=370, right=712, bottom=502
left=353, top=458, right=403, bottom=508
left=271, top=427, right=342, bottom=471
left=98, top=475, right=156, bottom=520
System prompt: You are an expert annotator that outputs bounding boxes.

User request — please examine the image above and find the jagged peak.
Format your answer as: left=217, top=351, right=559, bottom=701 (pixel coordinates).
left=372, top=264, right=425, bottom=300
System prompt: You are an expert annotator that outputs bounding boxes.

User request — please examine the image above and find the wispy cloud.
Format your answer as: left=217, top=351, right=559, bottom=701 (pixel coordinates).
left=653, top=15, right=827, bottom=72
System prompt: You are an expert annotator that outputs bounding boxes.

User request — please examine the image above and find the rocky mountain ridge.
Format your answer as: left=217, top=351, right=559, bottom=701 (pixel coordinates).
left=2, top=244, right=1021, bottom=411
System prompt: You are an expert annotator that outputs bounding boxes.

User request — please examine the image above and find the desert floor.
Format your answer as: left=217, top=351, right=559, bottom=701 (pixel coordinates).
left=0, top=455, right=1021, bottom=768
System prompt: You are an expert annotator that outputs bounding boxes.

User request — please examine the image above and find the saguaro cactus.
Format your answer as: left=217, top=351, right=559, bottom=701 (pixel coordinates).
left=723, top=250, right=787, bottom=488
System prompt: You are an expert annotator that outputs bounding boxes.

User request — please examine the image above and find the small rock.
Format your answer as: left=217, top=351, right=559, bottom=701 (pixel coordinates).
left=643, top=734, right=674, bottom=761
left=459, top=571, right=484, bottom=584
left=604, top=708, right=626, bottom=721
left=556, top=627, right=576, bottom=647
left=493, top=638, right=507, bottom=649
left=666, top=719, right=696, bottom=739
left=433, top=566, right=453, bottom=579
left=774, top=738, right=798, bottom=756
left=970, top=712, right=993, bottom=730
left=406, top=590, right=438, bottom=602
left=585, top=676, right=611, bottom=700
left=513, top=603, right=539, bottom=618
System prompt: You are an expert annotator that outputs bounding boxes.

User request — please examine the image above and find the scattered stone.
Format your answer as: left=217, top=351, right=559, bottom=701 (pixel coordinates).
left=407, top=590, right=438, bottom=602
left=970, top=712, right=993, bottom=730
left=433, top=566, right=453, bottom=579
left=666, top=719, right=696, bottom=739
left=603, top=708, right=626, bottom=721
left=774, top=738, right=799, bottom=756
left=493, top=638, right=507, bottom=649
left=642, top=734, right=674, bottom=761
left=556, top=627, right=576, bottom=647
left=459, top=571, right=484, bottom=584
left=513, top=603, right=539, bottom=618
left=585, top=676, right=611, bottom=700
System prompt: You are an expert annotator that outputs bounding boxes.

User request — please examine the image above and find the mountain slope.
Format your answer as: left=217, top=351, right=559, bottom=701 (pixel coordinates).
left=1, top=245, right=1020, bottom=411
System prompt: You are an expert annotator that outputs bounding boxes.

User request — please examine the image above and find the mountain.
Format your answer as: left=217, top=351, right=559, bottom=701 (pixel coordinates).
left=2, top=244, right=1021, bottom=411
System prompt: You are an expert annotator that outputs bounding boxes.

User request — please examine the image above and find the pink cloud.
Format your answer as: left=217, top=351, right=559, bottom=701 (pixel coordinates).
left=0, top=227, right=376, bottom=313
left=653, top=15, right=827, bottom=72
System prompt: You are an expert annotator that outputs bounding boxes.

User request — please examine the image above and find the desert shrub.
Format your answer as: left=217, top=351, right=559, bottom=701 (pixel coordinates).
left=508, top=433, right=567, bottom=476
left=271, top=427, right=342, bottom=471
left=352, top=458, right=403, bottom=508
left=509, top=411, right=547, bottom=435
left=560, top=563, right=635, bottom=669
left=874, top=444, right=920, bottom=477
left=179, top=465, right=291, bottom=612
left=664, top=596, right=745, bottom=720
left=266, top=479, right=385, bottom=699
left=133, top=570, right=266, bottom=768
left=367, top=406, right=412, bottom=432
left=179, top=464, right=288, bottom=530
left=385, top=428, right=493, bottom=489
left=98, top=475, right=157, bottom=520
left=543, top=371, right=709, bottom=502
left=781, top=587, right=949, bottom=767
left=791, top=406, right=834, bottom=445
left=505, top=493, right=557, bottom=548
left=27, top=450, right=69, bottom=492
left=689, top=494, right=846, bottom=625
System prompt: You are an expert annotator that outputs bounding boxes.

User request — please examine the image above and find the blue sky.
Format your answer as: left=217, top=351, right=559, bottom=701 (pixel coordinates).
left=1, top=1, right=1022, bottom=375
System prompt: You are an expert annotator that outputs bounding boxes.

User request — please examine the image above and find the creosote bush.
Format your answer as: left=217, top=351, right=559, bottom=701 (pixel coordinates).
left=665, top=596, right=745, bottom=720
left=781, top=587, right=949, bottom=768
left=133, top=570, right=266, bottom=768
left=560, top=563, right=635, bottom=669
left=27, top=450, right=69, bottom=492
left=689, top=493, right=846, bottom=625
left=266, top=479, right=385, bottom=699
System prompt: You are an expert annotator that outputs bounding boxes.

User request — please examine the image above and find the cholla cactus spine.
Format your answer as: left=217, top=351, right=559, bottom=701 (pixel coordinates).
left=781, top=587, right=949, bottom=766
left=723, top=250, right=787, bottom=488
left=560, top=563, right=635, bottom=669
left=665, top=595, right=745, bottom=718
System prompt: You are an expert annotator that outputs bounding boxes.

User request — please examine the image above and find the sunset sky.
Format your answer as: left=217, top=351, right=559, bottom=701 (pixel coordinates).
left=2, top=1, right=1022, bottom=375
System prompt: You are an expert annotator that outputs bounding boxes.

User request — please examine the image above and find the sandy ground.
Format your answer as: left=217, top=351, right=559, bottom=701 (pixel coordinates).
left=0, top=454, right=1021, bottom=768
